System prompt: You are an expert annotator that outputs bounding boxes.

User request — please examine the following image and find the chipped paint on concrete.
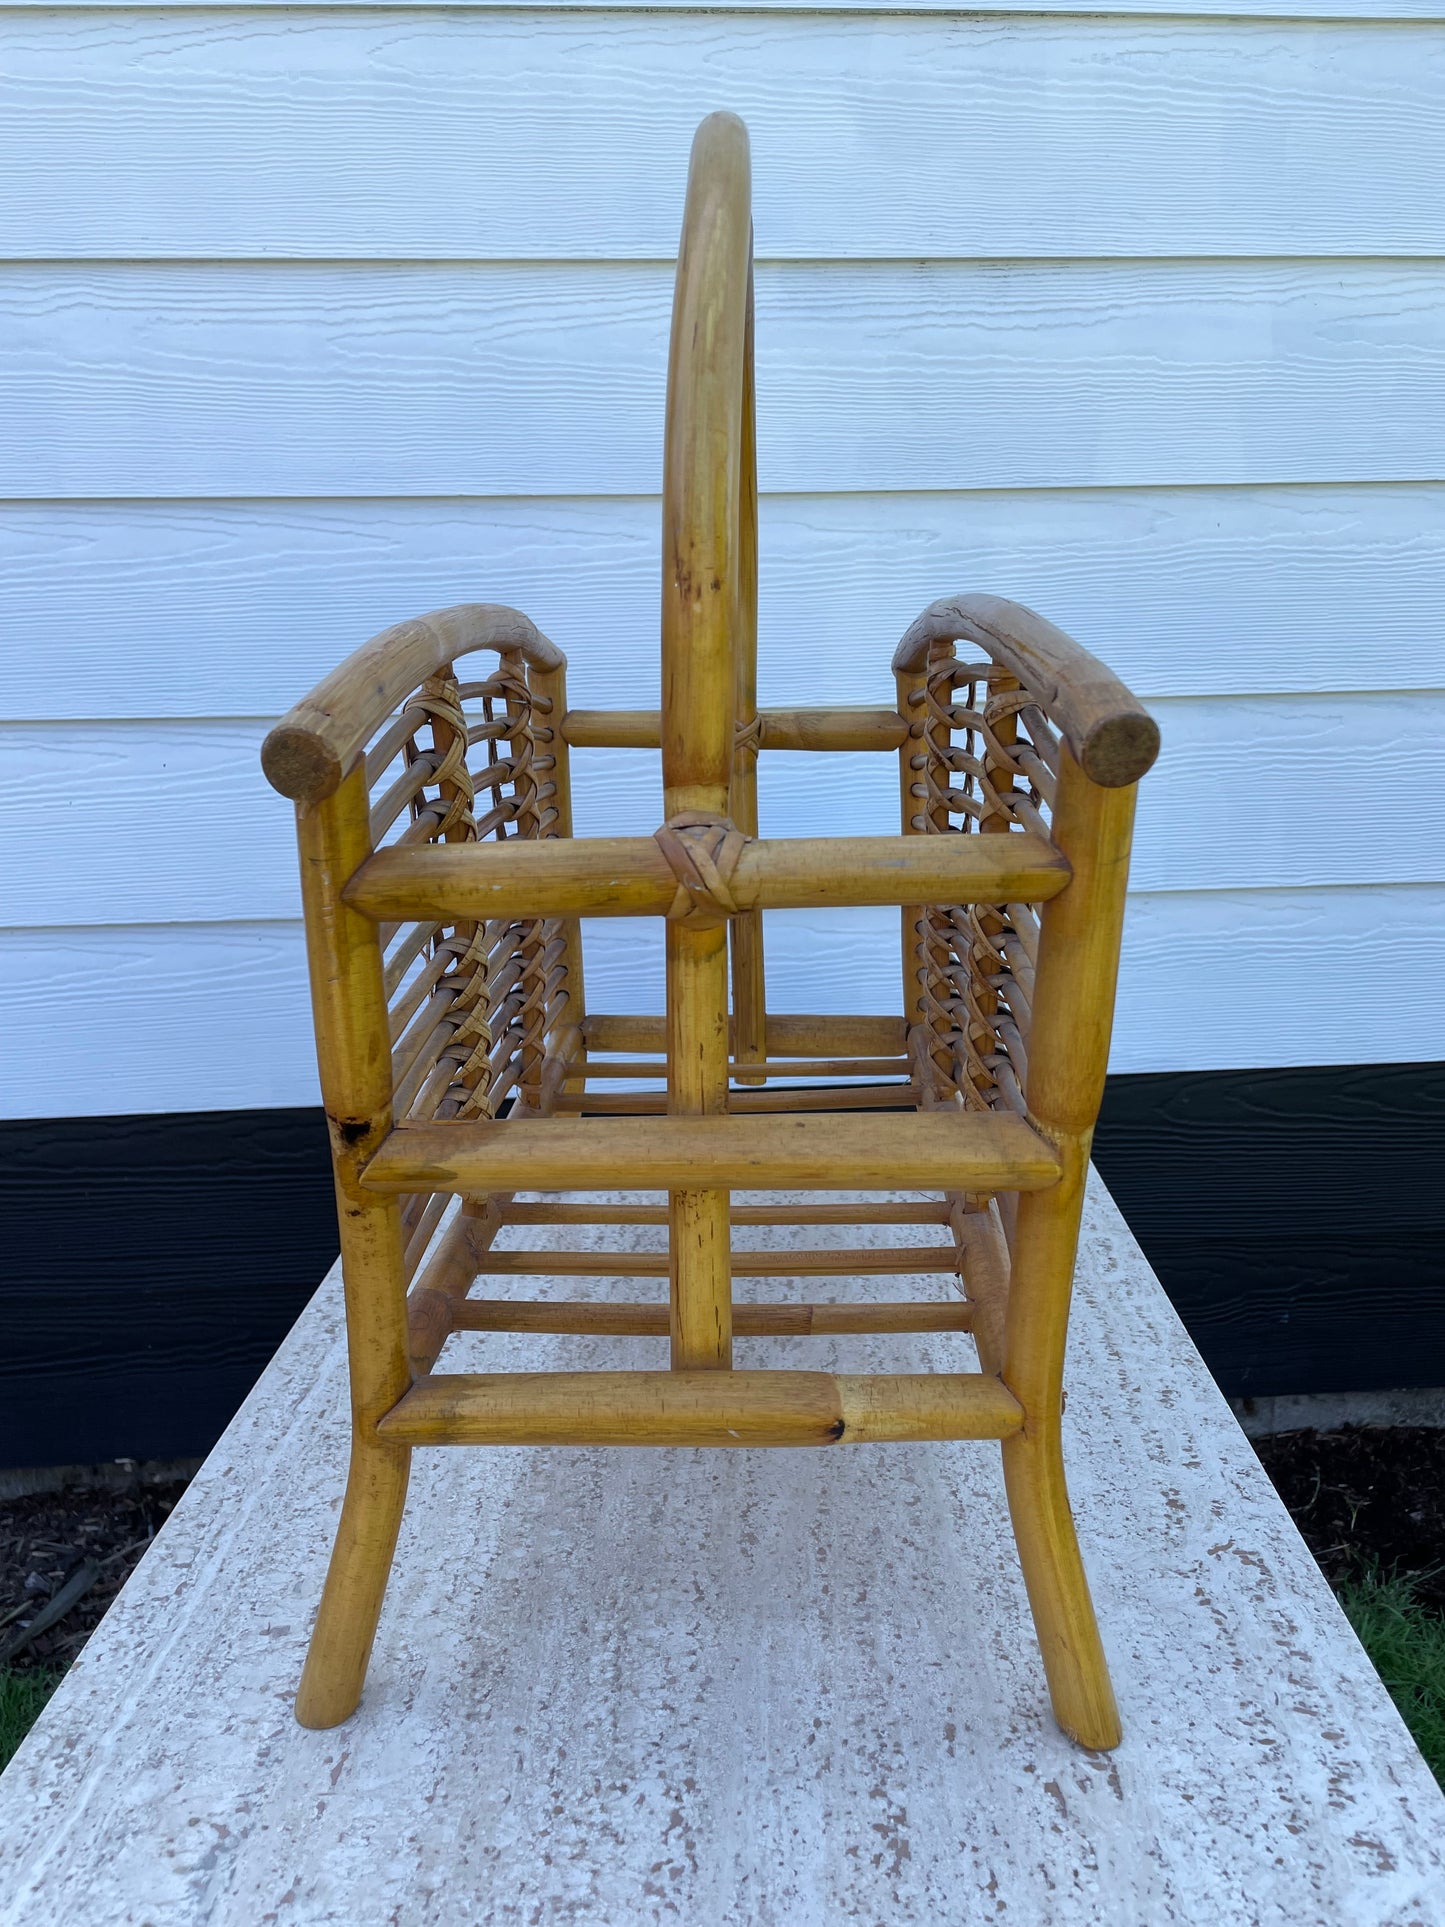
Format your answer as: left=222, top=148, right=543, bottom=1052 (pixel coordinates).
left=1, top=1174, right=1442, bottom=1925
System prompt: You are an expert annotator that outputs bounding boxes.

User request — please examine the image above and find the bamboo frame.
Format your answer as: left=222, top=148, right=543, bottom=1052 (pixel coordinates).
left=264, top=110, right=1159, bottom=1753
left=359, top=1111, right=1063, bottom=1194
left=378, top=1371, right=1023, bottom=1448
left=342, top=830, right=1070, bottom=923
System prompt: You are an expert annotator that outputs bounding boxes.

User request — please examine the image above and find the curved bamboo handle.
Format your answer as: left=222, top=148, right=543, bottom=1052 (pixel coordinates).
left=660, top=112, right=753, bottom=1371
left=661, top=111, right=753, bottom=814
left=893, top=593, right=1159, bottom=788
left=262, top=602, right=564, bottom=802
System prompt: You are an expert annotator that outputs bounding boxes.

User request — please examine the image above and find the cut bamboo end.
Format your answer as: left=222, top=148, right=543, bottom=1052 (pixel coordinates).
left=359, top=1111, right=1063, bottom=1197
left=262, top=603, right=565, bottom=802
left=375, top=1369, right=1022, bottom=1446
left=891, top=593, right=1159, bottom=788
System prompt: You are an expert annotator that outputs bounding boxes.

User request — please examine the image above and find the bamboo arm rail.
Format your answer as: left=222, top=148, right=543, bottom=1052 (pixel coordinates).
left=562, top=707, right=908, bottom=753
left=376, top=1370, right=1023, bottom=1447
left=359, top=1110, right=1063, bottom=1195
left=343, top=830, right=1071, bottom=922
left=262, top=603, right=564, bottom=803
left=892, top=594, right=1159, bottom=788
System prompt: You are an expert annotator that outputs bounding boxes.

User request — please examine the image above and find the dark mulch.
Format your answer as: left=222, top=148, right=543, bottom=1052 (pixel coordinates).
left=0, top=1482, right=189, bottom=1671
left=1252, top=1424, right=1445, bottom=1607
left=1, top=1427, right=1442, bottom=1681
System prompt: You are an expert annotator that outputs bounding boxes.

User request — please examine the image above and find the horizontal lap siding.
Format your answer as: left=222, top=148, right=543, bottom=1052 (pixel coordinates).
left=2, top=488, right=1442, bottom=715
left=1, top=6, right=1441, bottom=1116
left=4, top=14, right=1444, bottom=258
left=4, top=694, right=1445, bottom=922
left=7, top=0, right=1445, bottom=13
left=9, top=262, right=1445, bottom=496
left=3, top=890, right=1444, bottom=1116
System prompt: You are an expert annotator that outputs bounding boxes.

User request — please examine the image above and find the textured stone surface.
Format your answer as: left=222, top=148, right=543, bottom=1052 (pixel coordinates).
left=1, top=1176, right=1442, bottom=1925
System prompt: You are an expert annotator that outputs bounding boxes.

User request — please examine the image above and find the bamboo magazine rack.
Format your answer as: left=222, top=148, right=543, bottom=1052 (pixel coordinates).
left=263, top=113, right=1160, bottom=1749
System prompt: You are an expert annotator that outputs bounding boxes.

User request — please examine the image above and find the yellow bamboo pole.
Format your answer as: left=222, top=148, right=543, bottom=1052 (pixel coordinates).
left=360, top=1108, right=1062, bottom=1196
left=661, top=113, right=752, bottom=1370
left=377, top=1370, right=1022, bottom=1447
left=343, top=829, right=1070, bottom=924
left=291, top=761, right=412, bottom=1731
left=582, top=1012, right=906, bottom=1056
left=561, top=705, right=907, bottom=752
left=450, top=1301, right=975, bottom=1336
left=1001, top=747, right=1136, bottom=1751
left=730, top=256, right=767, bottom=1086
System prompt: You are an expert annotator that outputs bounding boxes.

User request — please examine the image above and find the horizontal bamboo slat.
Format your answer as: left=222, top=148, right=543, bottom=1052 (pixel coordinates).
left=449, top=1301, right=974, bottom=1335
left=472, top=1244, right=960, bottom=1276
left=554, top=1084, right=911, bottom=1115
left=501, top=1200, right=951, bottom=1226
left=561, top=706, right=907, bottom=753
left=343, top=830, right=1069, bottom=922
left=582, top=1013, right=907, bottom=1056
left=565, top=1056, right=908, bottom=1081
left=359, top=1111, right=1062, bottom=1194
left=375, top=1370, right=1023, bottom=1446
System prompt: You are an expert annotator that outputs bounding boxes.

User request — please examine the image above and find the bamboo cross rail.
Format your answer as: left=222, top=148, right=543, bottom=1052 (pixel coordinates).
left=262, top=111, right=1159, bottom=1754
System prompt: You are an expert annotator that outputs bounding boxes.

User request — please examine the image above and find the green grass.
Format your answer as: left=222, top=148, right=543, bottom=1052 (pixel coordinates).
left=0, top=1667, right=63, bottom=1773
left=1337, top=1569, right=1445, bottom=1787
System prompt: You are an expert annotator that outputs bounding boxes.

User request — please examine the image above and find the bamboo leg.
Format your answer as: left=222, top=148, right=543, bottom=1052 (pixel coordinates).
left=292, top=763, right=414, bottom=1730
left=296, top=1440, right=411, bottom=1731
left=1001, top=1145, right=1119, bottom=1750
left=1001, top=751, right=1135, bottom=1750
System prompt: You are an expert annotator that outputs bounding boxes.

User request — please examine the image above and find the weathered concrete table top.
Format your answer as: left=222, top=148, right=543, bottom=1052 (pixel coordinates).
left=2, top=1176, right=1443, bottom=1925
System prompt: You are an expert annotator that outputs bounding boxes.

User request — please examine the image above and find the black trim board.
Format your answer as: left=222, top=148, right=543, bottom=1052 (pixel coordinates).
left=0, top=1108, right=338, bottom=1469
left=0, top=1062, right=1440, bottom=1467
left=1093, top=1061, right=1445, bottom=1402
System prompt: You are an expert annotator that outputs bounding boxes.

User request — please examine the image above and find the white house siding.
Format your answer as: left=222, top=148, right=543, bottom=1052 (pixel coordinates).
left=1, top=4, right=1443, bottom=1117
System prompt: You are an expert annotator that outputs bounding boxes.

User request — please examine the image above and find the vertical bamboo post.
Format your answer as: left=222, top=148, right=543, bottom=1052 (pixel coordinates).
left=729, top=259, right=767, bottom=1087
left=662, top=114, right=751, bottom=1370
left=293, top=760, right=412, bottom=1730
left=1001, top=747, right=1136, bottom=1750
